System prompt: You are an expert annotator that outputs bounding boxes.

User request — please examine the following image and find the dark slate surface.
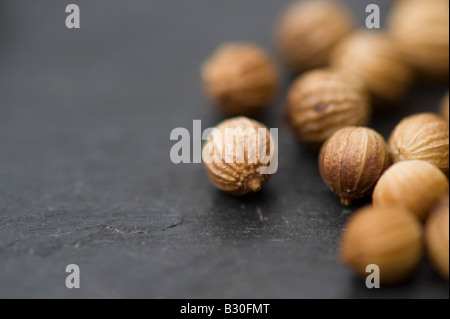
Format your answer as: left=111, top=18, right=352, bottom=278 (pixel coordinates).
left=0, top=0, right=448, bottom=299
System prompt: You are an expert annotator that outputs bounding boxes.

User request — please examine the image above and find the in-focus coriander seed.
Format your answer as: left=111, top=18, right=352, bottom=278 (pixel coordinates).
left=203, top=117, right=276, bottom=196
left=319, top=126, right=390, bottom=206
left=389, top=113, right=449, bottom=175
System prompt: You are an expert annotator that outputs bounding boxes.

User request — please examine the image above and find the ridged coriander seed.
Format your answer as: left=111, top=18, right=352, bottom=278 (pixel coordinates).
left=319, top=126, right=390, bottom=206
left=388, top=113, right=449, bottom=175
left=203, top=117, right=276, bottom=196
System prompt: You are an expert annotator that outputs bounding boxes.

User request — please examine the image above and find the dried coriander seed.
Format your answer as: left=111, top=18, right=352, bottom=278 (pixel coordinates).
left=340, top=206, right=423, bottom=284
left=373, top=160, right=449, bottom=221
left=286, top=69, right=371, bottom=146
left=276, top=0, right=355, bottom=73
left=203, top=117, right=276, bottom=196
left=202, top=42, right=279, bottom=116
left=388, top=113, right=449, bottom=175
left=331, top=31, right=413, bottom=105
left=426, top=196, right=449, bottom=280
left=389, top=0, right=449, bottom=79
left=319, top=126, right=390, bottom=206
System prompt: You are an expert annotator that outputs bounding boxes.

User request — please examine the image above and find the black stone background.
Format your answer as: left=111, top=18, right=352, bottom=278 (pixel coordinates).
left=0, top=0, right=448, bottom=299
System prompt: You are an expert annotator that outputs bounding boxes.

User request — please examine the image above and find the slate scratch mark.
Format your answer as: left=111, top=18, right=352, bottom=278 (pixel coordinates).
left=162, top=220, right=183, bottom=231
left=256, top=206, right=265, bottom=222
left=105, top=226, right=125, bottom=234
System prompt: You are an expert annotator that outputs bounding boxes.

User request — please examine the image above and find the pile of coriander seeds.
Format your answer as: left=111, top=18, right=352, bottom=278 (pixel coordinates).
left=200, top=0, right=449, bottom=284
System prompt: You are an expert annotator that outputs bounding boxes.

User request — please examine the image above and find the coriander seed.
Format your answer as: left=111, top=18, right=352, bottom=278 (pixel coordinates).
left=275, top=0, right=355, bottom=73
left=388, top=113, right=449, bottom=175
left=426, top=196, right=449, bottom=280
left=287, top=69, right=371, bottom=146
left=373, top=161, right=449, bottom=221
left=331, top=31, right=413, bottom=105
left=389, top=0, right=449, bottom=79
left=202, top=42, right=279, bottom=116
left=203, top=117, right=276, bottom=196
left=340, top=206, right=423, bottom=284
left=319, top=126, right=390, bottom=206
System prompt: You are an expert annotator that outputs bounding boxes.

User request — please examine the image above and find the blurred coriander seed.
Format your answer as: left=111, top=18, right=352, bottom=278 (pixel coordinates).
left=201, top=42, right=279, bottom=116
left=373, top=160, right=449, bottom=221
left=340, top=206, right=423, bottom=285
left=319, top=126, right=390, bottom=206
left=389, top=0, right=449, bottom=79
left=331, top=31, right=413, bottom=106
left=286, top=69, right=371, bottom=147
left=426, top=196, right=449, bottom=280
left=276, top=0, right=355, bottom=74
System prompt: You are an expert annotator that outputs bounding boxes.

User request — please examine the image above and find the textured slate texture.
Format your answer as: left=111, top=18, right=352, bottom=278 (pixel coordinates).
left=0, top=0, right=448, bottom=298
